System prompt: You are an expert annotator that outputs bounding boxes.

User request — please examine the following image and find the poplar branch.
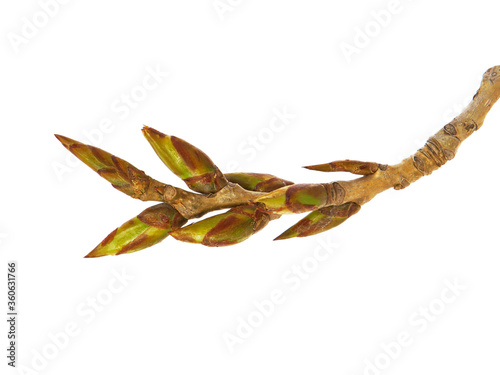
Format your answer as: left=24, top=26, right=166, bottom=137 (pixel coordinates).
left=57, top=65, right=500, bottom=254
left=159, top=66, right=500, bottom=217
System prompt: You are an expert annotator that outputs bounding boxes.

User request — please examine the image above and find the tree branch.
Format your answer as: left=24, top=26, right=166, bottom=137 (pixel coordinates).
left=57, top=65, right=500, bottom=254
left=161, top=66, right=500, bottom=215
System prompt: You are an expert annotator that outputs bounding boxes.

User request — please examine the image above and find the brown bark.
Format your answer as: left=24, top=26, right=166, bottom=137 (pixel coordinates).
left=334, top=66, right=500, bottom=207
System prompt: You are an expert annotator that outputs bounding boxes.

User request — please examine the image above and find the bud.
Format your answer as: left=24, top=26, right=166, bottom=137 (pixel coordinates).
left=275, top=202, right=361, bottom=240
left=304, top=159, right=381, bottom=175
left=170, top=205, right=270, bottom=247
left=55, top=134, right=162, bottom=200
left=142, top=126, right=228, bottom=193
left=225, top=172, right=293, bottom=192
left=253, top=184, right=329, bottom=214
left=85, top=203, right=187, bottom=257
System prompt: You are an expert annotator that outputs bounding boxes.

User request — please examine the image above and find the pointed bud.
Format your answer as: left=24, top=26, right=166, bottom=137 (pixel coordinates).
left=225, top=172, right=293, bottom=192
left=304, top=160, right=380, bottom=175
left=275, top=202, right=361, bottom=240
left=253, top=183, right=330, bottom=214
left=170, top=205, right=270, bottom=247
left=85, top=203, right=187, bottom=258
left=142, top=126, right=228, bottom=194
left=55, top=134, right=164, bottom=201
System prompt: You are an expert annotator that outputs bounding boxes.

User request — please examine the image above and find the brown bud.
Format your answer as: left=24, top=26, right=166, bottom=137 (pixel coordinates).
left=225, top=172, right=294, bottom=192
left=170, top=205, right=270, bottom=247
left=275, top=202, right=361, bottom=240
left=304, top=160, right=380, bottom=175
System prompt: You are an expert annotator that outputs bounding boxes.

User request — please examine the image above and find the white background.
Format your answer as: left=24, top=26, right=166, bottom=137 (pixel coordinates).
left=1, top=1, right=500, bottom=374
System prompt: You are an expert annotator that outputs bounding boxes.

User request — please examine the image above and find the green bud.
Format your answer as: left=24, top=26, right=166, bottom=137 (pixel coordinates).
left=254, top=183, right=329, bottom=214
left=275, top=202, right=361, bottom=240
left=225, top=172, right=293, bottom=192
left=85, top=203, right=187, bottom=257
left=55, top=134, right=162, bottom=200
left=142, top=126, right=227, bottom=194
left=170, top=205, right=269, bottom=247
